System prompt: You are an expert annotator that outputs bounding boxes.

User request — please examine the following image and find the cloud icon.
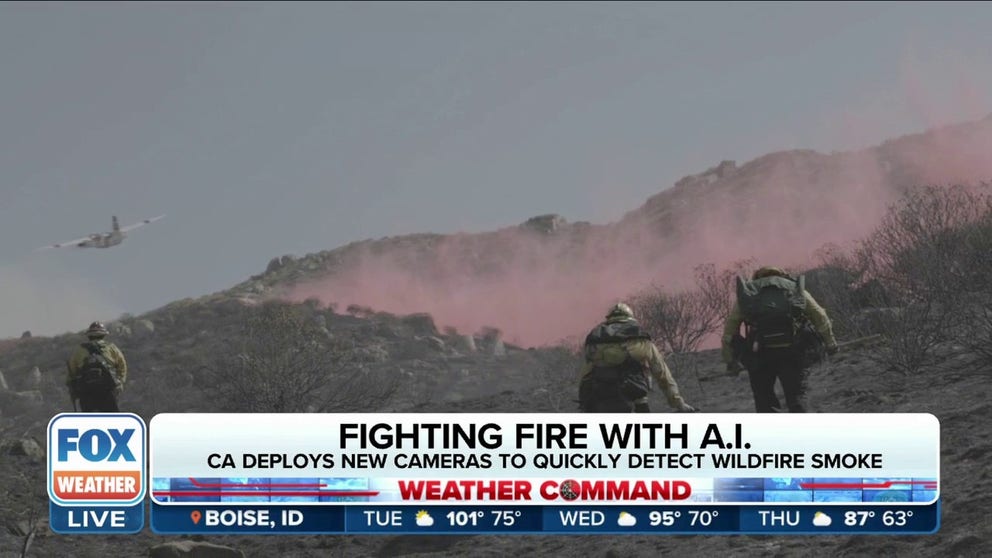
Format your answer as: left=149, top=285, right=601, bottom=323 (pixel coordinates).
left=617, top=512, right=637, bottom=527
left=812, top=511, right=832, bottom=527
left=415, top=510, right=434, bottom=527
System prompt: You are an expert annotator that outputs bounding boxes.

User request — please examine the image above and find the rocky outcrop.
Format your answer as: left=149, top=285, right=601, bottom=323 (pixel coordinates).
left=400, top=313, right=439, bottom=337
left=25, top=366, right=42, bottom=389
left=452, top=335, right=477, bottom=353
left=521, top=214, right=567, bottom=234
left=265, top=254, right=297, bottom=274
left=133, top=319, right=156, bottom=339
left=6, top=437, right=45, bottom=461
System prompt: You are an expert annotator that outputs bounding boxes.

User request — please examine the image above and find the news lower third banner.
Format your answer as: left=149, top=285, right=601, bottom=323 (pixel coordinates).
left=49, top=413, right=940, bottom=534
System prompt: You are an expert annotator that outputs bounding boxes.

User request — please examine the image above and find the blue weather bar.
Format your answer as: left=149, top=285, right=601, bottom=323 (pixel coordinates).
left=150, top=501, right=939, bottom=535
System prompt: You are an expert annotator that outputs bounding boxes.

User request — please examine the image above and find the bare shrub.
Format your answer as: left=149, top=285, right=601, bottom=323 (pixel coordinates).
left=630, top=263, right=745, bottom=354
left=694, top=263, right=736, bottom=322
left=857, top=184, right=990, bottom=305
left=862, top=301, right=955, bottom=375
left=208, top=301, right=394, bottom=412
left=844, top=183, right=992, bottom=373
left=964, top=302, right=992, bottom=365
left=808, top=245, right=882, bottom=339
left=957, top=202, right=992, bottom=365
left=0, top=468, right=46, bottom=558
left=631, top=286, right=706, bottom=354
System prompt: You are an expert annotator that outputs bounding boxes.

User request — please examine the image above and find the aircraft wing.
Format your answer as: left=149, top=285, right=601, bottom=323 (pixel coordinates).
left=119, top=214, right=165, bottom=233
left=36, top=235, right=92, bottom=250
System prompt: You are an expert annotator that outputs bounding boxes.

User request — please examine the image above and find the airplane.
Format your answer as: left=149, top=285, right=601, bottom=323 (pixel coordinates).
left=38, top=215, right=165, bottom=250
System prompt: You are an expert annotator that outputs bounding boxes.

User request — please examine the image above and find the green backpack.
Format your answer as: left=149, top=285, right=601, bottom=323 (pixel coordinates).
left=581, top=320, right=652, bottom=404
left=73, top=342, right=122, bottom=397
left=736, top=274, right=807, bottom=349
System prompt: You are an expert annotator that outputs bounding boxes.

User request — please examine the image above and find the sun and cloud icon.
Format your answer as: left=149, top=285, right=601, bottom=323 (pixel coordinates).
left=812, top=511, right=832, bottom=527
left=617, top=512, right=637, bottom=527
left=415, top=510, right=434, bottom=527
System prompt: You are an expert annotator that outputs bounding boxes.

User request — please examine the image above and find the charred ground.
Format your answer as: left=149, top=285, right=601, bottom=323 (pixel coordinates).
left=1, top=269, right=989, bottom=557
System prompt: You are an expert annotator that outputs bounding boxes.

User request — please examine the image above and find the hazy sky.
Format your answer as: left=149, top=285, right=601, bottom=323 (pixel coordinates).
left=1, top=2, right=991, bottom=337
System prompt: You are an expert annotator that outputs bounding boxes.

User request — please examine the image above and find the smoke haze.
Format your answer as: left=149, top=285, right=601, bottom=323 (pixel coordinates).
left=290, top=117, right=992, bottom=346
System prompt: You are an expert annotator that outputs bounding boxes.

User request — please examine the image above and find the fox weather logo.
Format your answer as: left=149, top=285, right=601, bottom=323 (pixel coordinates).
left=47, top=413, right=146, bottom=507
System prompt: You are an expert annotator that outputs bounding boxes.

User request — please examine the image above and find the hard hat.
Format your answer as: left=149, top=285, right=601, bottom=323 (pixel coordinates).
left=86, top=321, right=109, bottom=338
left=606, top=302, right=634, bottom=320
left=752, top=266, right=788, bottom=280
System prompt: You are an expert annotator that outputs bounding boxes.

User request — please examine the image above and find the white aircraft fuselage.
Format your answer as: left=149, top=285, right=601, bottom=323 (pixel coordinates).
left=41, top=215, right=164, bottom=251
left=72, top=232, right=125, bottom=249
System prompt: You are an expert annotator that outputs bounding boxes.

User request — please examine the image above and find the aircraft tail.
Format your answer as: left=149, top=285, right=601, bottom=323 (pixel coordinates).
left=112, top=216, right=120, bottom=232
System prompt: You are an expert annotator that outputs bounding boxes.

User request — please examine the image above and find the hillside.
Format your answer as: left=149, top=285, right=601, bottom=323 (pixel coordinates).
left=248, top=115, right=992, bottom=346
left=2, top=117, right=992, bottom=557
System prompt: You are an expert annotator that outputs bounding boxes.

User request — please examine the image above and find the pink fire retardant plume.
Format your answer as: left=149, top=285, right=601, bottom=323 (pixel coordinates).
left=288, top=117, right=992, bottom=347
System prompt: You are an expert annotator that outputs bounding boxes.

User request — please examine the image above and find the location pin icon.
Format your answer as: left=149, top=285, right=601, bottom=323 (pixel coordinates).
left=191, top=510, right=202, bottom=525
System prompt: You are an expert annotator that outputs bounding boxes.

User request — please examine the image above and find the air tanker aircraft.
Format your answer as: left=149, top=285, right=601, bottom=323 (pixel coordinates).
left=39, top=215, right=165, bottom=250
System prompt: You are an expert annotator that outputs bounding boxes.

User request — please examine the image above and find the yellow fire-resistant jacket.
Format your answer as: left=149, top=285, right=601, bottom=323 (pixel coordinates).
left=580, top=326, right=688, bottom=409
left=720, top=291, right=838, bottom=365
left=66, top=339, right=128, bottom=393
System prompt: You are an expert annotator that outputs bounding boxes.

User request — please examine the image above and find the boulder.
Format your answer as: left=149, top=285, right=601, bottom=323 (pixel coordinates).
left=374, top=322, right=401, bottom=339
left=521, top=214, right=567, bottom=234
left=400, top=313, right=439, bottom=337
left=26, top=367, right=42, bottom=389
left=424, top=336, right=447, bottom=352
left=247, top=281, right=267, bottom=294
left=715, top=159, right=737, bottom=178
left=476, top=327, right=505, bottom=356
left=6, top=437, right=45, bottom=461
left=20, top=330, right=31, bottom=339
left=491, top=338, right=507, bottom=357
left=149, top=541, right=245, bottom=558
left=452, top=335, right=477, bottom=353
left=303, top=259, right=322, bottom=271
left=265, top=254, right=296, bottom=274
left=0, top=370, right=8, bottom=392
left=133, top=319, right=156, bottom=339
